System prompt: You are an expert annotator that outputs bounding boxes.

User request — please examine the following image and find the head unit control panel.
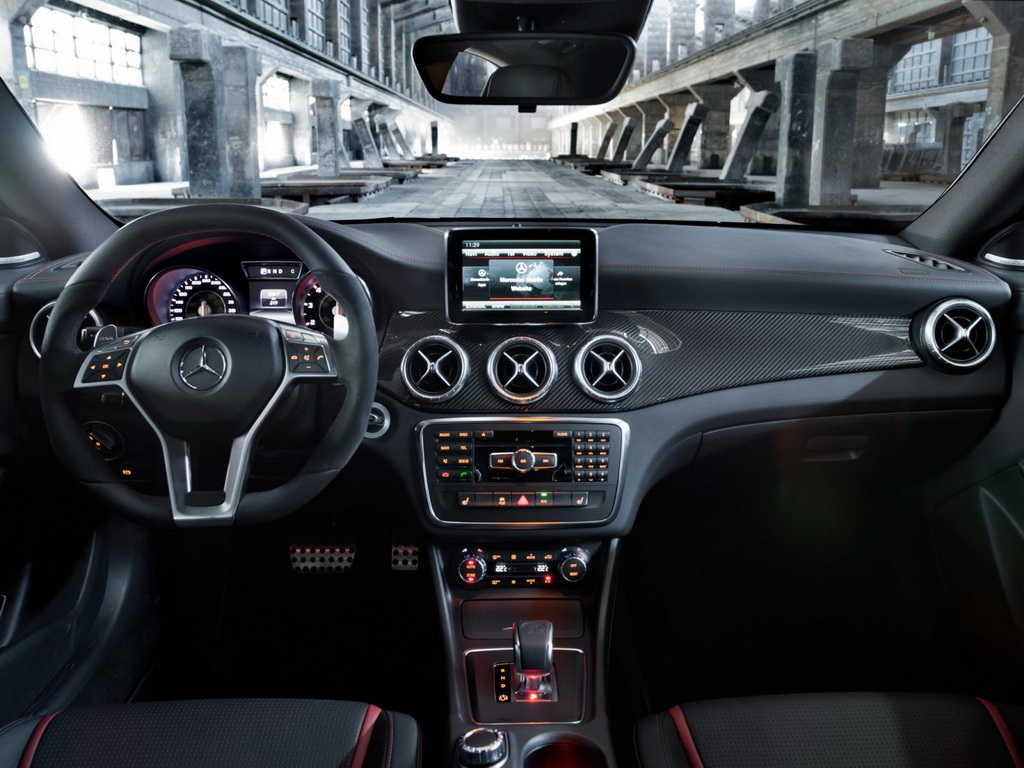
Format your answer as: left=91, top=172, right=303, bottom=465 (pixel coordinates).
left=417, top=419, right=627, bottom=526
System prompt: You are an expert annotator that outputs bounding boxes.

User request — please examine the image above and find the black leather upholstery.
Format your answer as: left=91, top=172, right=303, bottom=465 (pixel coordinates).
left=636, top=692, right=1024, bottom=768
left=0, top=699, right=419, bottom=768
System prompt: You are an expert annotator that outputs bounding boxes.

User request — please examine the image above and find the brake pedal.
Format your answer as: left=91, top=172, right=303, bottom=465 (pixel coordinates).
left=290, top=545, right=355, bottom=574
left=391, top=543, right=419, bottom=572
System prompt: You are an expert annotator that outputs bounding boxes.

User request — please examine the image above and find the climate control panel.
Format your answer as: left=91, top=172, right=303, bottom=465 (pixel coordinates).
left=417, top=418, right=627, bottom=527
left=457, top=546, right=591, bottom=588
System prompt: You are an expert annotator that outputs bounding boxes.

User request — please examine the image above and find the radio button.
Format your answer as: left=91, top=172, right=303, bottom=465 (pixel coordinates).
left=489, top=452, right=513, bottom=469
left=475, top=430, right=495, bottom=439
left=437, top=442, right=473, bottom=454
left=534, top=453, right=557, bottom=468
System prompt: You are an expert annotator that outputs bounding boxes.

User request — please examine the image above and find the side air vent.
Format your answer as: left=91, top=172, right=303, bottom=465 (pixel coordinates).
left=29, top=301, right=103, bottom=358
left=885, top=249, right=966, bottom=272
left=400, top=336, right=469, bottom=402
left=573, top=335, right=642, bottom=402
left=915, top=298, right=996, bottom=372
left=487, top=337, right=557, bottom=405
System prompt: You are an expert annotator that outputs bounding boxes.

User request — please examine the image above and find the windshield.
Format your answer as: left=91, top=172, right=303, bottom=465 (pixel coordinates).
left=4, top=0, right=1016, bottom=232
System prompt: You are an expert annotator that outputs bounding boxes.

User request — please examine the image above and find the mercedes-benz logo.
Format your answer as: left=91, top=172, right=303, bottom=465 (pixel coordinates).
left=178, top=344, right=227, bottom=391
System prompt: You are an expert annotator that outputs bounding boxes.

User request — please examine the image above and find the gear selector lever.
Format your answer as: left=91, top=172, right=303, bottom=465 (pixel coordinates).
left=512, top=620, right=555, bottom=700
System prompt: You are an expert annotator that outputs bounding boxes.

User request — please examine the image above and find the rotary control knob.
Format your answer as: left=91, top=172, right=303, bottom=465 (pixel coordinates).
left=512, top=448, right=536, bottom=473
left=457, top=728, right=508, bottom=766
left=559, top=546, right=590, bottom=583
left=457, top=551, right=487, bottom=585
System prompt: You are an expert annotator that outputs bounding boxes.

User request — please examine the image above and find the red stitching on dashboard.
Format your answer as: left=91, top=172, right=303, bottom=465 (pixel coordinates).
left=601, top=261, right=1001, bottom=284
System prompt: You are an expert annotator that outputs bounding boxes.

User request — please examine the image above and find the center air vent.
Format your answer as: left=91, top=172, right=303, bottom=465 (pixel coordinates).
left=573, top=336, right=642, bottom=402
left=488, top=337, right=557, bottom=404
left=916, top=298, right=996, bottom=372
left=400, top=336, right=469, bottom=402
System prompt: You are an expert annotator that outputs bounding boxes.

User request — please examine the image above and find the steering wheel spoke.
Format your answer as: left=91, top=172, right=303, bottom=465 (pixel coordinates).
left=159, top=434, right=255, bottom=525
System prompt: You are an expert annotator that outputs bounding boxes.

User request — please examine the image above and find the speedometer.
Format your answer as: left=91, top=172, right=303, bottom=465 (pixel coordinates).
left=167, top=271, right=239, bottom=322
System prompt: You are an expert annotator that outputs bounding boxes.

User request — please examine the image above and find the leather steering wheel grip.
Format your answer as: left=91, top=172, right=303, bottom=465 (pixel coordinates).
left=38, top=204, right=379, bottom=527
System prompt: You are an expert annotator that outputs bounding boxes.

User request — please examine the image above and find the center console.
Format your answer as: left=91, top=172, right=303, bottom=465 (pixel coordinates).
left=426, top=228, right=619, bottom=767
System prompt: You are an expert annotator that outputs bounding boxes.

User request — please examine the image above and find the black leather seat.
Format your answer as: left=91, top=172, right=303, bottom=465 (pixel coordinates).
left=0, top=698, right=419, bottom=768
left=636, top=692, right=1024, bottom=767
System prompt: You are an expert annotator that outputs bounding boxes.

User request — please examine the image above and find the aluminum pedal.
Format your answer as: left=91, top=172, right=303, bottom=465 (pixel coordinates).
left=290, top=545, right=355, bottom=573
left=391, top=543, right=420, bottom=571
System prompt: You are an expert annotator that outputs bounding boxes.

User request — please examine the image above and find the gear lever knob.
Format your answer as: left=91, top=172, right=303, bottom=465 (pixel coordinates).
left=513, top=620, right=554, bottom=675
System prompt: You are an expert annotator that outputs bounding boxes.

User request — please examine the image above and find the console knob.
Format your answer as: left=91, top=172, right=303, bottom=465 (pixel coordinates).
left=458, top=551, right=487, bottom=585
left=512, top=448, right=536, bottom=472
left=457, top=728, right=508, bottom=766
left=559, top=546, right=590, bottom=583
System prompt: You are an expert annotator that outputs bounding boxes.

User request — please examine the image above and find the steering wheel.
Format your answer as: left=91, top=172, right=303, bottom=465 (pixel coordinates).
left=39, top=204, right=378, bottom=527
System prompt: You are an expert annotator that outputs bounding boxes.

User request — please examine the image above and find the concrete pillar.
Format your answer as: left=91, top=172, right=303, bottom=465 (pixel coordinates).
left=775, top=50, right=817, bottom=206
left=809, top=38, right=873, bottom=206
left=704, top=0, right=736, bottom=46
left=614, top=105, right=638, bottom=159
left=852, top=44, right=909, bottom=188
left=391, top=122, right=414, bottom=159
left=667, top=102, right=708, bottom=173
left=141, top=31, right=186, bottom=183
left=660, top=92, right=697, bottom=163
left=644, top=0, right=671, bottom=72
left=753, top=0, right=771, bottom=23
left=312, top=78, right=350, bottom=176
left=964, top=1, right=1024, bottom=140
left=735, top=65, right=779, bottom=175
left=374, top=113, right=399, bottom=157
left=631, top=118, right=676, bottom=171
left=569, top=122, right=579, bottom=156
left=721, top=90, right=780, bottom=181
left=690, top=82, right=735, bottom=169
left=430, top=120, right=439, bottom=155
left=637, top=99, right=668, bottom=163
left=169, top=26, right=229, bottom=198
left=668, top=0, right=696, bottom=62
left=351, top=97, right=383, bottom=167
left=933, top=103, right=973, bottom=176
left=611, top=114, right=640, bottom=162
left=222, top=46, right=260, bottom=198
left=596, top=117, right=618, bottom=159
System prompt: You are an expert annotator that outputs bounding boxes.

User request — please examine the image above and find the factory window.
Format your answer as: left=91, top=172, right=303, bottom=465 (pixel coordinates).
left=256, top=0, right=291, bottom=34
left=337, top=0, right=352, bottom=60
left=306, top=0, right=327, bottom=52
left=262, top=74, right=292, bottom=112
left=24, top=4, right=142, bottom=86
left=950, top=27, right=992, bottom=85
left=889, top=39, right=940, bottom=94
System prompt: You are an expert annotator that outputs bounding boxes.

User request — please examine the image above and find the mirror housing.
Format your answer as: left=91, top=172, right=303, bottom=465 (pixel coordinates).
left=412, top=32, right=637, bottom=107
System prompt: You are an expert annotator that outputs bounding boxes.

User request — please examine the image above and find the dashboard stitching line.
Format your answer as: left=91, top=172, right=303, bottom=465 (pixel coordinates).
left=19, top=252, right=91, bottom=282
left=601, top=262, right=1002, bottom=284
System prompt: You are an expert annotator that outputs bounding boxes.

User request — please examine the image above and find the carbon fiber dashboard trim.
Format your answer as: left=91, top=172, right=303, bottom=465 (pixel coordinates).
left=378, top=310, right=922, bottom=412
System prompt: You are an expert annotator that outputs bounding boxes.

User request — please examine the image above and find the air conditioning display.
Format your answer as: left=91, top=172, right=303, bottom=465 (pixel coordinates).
left=447, top=228, right=597, bottom=324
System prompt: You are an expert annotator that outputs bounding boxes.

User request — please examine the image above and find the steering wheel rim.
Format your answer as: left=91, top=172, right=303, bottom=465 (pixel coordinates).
left=39, top=203, right=378, bottom=527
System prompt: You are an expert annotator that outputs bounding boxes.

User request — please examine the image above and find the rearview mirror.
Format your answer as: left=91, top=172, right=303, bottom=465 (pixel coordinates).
left=412, top=33, right=636, bottom=107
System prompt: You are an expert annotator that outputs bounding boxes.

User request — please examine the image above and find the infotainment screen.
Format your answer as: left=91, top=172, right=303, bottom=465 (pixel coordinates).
left=446, top=228, right=597, bottom=324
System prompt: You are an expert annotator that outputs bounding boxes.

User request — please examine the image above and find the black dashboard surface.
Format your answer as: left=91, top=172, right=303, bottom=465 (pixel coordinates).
left=1, top=217, right=1013, bottom=536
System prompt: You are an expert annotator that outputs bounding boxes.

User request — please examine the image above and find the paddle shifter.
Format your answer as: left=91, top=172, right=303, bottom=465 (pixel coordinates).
left=513, top=620, right=556, bottom=702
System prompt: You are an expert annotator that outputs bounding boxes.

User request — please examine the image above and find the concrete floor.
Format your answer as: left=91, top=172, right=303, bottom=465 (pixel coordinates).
left=89, top=159, right=948, bottom=222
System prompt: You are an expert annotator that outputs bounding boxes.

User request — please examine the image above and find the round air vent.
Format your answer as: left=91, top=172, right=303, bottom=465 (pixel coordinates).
left=400, top=336, right=469, bottom=402
left=916, top=298, right=996, bottom=372
left=487, top=337, right=557, bottom=405
left=573, top=335, right=642, bottom=402
left=29, top=301, right=103, bottom=358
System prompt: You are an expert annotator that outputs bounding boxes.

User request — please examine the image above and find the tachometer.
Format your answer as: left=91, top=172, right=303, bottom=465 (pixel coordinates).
left=294, top=273, right=348, bottom=339
left=164, top=271, right=239, bottom=322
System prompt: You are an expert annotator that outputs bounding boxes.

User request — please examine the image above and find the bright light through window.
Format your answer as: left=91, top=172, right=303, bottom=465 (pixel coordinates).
left=262, top=74, right=292, bottom=111
left=24, top=6, right=143, bottom=86
left=38, top=102, right=92, bottom=177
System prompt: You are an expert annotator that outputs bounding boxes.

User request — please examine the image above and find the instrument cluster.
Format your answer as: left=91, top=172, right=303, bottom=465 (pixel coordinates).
left=143, top=255, right=360, bottom=338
